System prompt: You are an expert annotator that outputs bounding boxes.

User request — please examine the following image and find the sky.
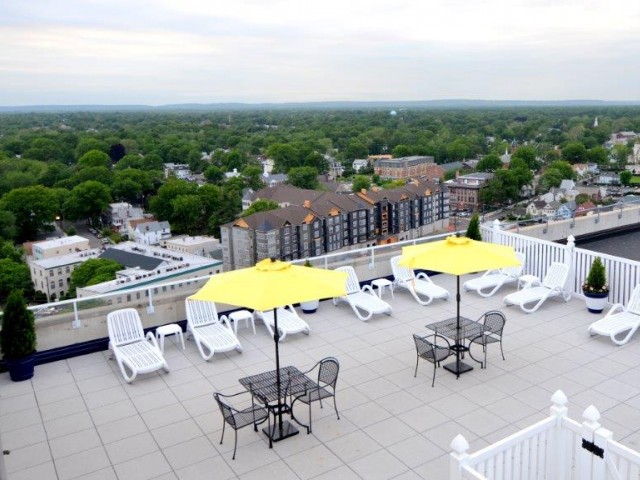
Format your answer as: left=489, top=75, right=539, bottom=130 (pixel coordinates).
left=2, top=0, right=640, bottom=106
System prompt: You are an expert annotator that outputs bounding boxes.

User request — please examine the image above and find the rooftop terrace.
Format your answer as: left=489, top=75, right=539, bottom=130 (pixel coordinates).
left=2, top=268, right=640, bottom=480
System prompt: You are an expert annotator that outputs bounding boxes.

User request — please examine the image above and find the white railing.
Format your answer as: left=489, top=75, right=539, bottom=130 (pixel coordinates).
left=482, top=222, right=640, bottom=307
left=450, top=390, right=640, bottom=480
left=24, top=222, right=640, bottom=351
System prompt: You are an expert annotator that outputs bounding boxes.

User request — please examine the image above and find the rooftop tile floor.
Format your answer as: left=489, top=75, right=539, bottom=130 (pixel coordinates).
left=2, top=274, right=640, bottom=480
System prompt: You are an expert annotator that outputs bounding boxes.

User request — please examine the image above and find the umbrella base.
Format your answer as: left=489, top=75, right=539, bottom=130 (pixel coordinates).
left=443, top=360, right=474, bottom=375
left=263, top=420, right=299, bottom=442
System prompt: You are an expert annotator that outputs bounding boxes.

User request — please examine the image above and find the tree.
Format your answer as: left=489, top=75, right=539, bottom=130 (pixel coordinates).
left=0, top=210, right=17, bottom=241
left=620, top=170, right=632, bottom=186
left=612, top=144, right=630, bottom=167
left=465, top=213, right=482, bottom=241
left=540, top=168, right=564, bottom=192
left=344, top=140, right=369, bottom=160
left=75, top=138, right=108, bottom=159
left=64, top=181, right=112, bottom=226
left=392, top=145, right=412, bottom=158
left=0, top=185, right=59, bottom=241
left=0, top=260, right=34, bottom=302
left=511, top=146, right=539, bottom=170
left=575, top=193, right=591, bottom=205
left=77, top=150, right=111, bottom=169
left=548, top=160, right=574, bottom=180
left=241, top=199, right=279, bottom=217
left=561, top=142, right=587, bottom=164
left=109, top=143, right=126, bottom=163
left=288, top=167, right=319, bottom=189
left=204, top=165, right=225, bottom=184
left=242, top=165, right=265, bottom=191
left=0, top=289, right=36, bottom=359
left=68, top=258, right=122, bottom=298
left=171, top=195, right=203, bottom=234
left=586, top=146, right=608, bottom=165
left=476, top=154, right=502, bottom=172
left=149, top=179, right=198, bottom=221
left=352, top=175, right=371, bottom=193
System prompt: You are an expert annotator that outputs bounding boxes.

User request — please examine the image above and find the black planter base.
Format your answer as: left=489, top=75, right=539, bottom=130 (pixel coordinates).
left=6, top=354, right=35, bottom=382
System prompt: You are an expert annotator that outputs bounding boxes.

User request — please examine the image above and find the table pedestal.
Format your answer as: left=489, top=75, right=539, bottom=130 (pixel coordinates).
left=263, top=420, right=299, bottom=442
left=444, top=360, right=474, bottom=375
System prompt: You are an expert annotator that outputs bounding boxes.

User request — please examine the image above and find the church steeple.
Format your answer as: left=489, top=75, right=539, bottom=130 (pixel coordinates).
left=593, top=117, right=598, bottom=127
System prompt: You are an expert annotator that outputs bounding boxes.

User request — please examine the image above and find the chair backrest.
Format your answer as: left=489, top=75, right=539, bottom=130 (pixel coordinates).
left=625, top=284, right=640, bottom=315
left=542, top=262, right=569, bottom=289
left=213, top=393, right=236, bottom=428
left=481, top=310, right=506, bottom=336
left=317, top=357, right=339, bottom=389
left=107, top=308, right=145, bottom=347
left=501, top=252, right=526, bottom=278
left=413, top=333, right=433, bottom=359
left=185, top=298, right=219, bottom=328
left=391, top=256, right=416, bottom=282
left=335, top=266, right=361, bottom=295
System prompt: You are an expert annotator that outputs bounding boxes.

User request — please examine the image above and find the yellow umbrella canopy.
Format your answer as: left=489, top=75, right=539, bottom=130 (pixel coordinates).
left=189, top=258, right=348, bottom=312
left=399, top=236, right=521, bottom=275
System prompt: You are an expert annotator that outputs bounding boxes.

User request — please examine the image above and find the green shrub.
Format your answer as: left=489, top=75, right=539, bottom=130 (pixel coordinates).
left=0, top=290, right=36, bottom=359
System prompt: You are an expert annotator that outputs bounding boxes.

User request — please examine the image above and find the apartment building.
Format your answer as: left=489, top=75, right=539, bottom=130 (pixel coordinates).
left=221, top=180, right=449, bottom=270
left=104, top=202, right=145, bottom=232
left=373, top=156, right=436, bottom=180
left=32, top=235, right=90, bottom=260
left=165, top=235, right=220, bottom=257
left=446, top=172, right=494, bottom=210
left=30, top=249, right=101, bottom=301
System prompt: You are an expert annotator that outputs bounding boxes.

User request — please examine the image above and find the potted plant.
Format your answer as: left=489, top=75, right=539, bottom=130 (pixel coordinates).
left=582, top=257, right=609, bottom=314
left=1, top=290, right=37, bottom=381
left=300, top=259, right=320, bottom=314
left=465, top=213, right=482, bottom=241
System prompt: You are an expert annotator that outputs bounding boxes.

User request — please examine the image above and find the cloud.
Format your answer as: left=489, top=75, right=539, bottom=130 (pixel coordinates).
left=1, top=0, right=639, bottom=104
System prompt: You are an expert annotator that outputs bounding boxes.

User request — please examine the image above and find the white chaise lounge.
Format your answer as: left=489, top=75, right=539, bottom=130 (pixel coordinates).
left=588, top=284, right=640, bottom=346
left=185, top=299, right=242, bottom=361
left=107, top=308, right=169, bottom=383
left=390, top=255, right=449, bottom=306
left=464, top=252, right=526, bottom=298
left=254, top=305, right=310, bottom=341
left=503, top=262, right=571, bottom=313
left=333, top=266, right=392, bottom=321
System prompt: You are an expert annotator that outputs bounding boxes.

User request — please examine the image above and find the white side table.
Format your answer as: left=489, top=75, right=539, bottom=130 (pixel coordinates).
left=156, top=323, right=185, bottom=353
left=371, top=278, right=394, bottom=299
left=518, top=274, right=540, bottom=290
left=229, top=309, right=256, bottom=335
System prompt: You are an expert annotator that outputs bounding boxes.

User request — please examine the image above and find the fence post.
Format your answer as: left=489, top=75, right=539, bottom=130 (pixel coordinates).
left=492, top=219, right=502, bottom=245
left=565, top=235, right=576, bottom=295
left=450, top=434, right=470, bottom=480
left=576, top=405, right=602, bottom=480
left=549, top=390, right=569, bottom=479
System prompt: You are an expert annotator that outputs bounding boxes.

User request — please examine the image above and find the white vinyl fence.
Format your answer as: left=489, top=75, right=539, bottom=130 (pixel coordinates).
left=450, top=390, right=640, bottom=480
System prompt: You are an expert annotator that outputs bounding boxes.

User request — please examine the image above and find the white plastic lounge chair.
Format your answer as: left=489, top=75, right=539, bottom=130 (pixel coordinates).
left=254, top=305, right=310, bottom=341
left=588, top=284, right=640, bottom=346
left=463, top=252, right=526, bottom=298
left=107, top=308, right=169, bottom=383
left=185, top=299, right=243, bottom=361
left=333, top=266, right=392, bottom=321
left=391, top=255, right=449, bottom=306
left=503, top=262, right=571, bottom=313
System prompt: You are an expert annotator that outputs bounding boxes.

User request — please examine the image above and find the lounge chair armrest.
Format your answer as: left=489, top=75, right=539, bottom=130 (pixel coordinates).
left=604, top=303, right=625, bottom=317
left=145, top=331, right=160, bottom=348
left=219, top=314, right=233, bottom=329
left=362, top=285, right=376, bottom=295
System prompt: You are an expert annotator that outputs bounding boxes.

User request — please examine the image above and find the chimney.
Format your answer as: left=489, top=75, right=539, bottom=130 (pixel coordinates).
left=372, top=186, right=379, bottom=192
left=303, top=200, right=311, bottom=208
left=360, top=188, right=367, bottom=194
left=455, top=170, right=460, bottom=179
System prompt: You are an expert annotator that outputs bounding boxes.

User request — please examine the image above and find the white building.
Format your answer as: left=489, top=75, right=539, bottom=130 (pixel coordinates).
left=165, top=235, right=221, bottom=257
left=76, top=242, right=222, bottom=298
left=32, top=236, right=90, bottom=260
left=105, top=202, right=145, bottom=232
left=30, top=249, right=101, bottom=301
left=133, top=221, right=171, bottom=245
left=352, top=159, right=369, bottom=173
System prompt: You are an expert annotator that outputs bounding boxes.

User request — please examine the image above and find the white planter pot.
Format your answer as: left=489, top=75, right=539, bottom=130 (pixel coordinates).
left=300, top=300, right=319, bottom=314
left=584, top=291, right=608, bottom=314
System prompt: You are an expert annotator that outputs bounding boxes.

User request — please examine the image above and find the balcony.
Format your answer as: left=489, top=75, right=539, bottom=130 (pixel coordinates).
left=2, top=228, right=640, bottom=478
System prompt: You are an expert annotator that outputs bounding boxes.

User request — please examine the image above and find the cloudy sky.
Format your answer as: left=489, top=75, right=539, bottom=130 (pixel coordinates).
left=2, top=0, right=640, bottom=105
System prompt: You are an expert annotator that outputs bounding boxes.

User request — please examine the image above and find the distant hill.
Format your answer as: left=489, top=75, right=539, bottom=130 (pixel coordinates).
left=1, top=99, right=640, bottom=113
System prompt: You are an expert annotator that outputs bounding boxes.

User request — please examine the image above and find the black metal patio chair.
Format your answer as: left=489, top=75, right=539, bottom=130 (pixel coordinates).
left=413, top=333, right=452, bottom=387
left=290, top=357, right=340, bottom=434
left=213, top=390, right=270, bottom=460
left=467, top=310, right=507, bottom=369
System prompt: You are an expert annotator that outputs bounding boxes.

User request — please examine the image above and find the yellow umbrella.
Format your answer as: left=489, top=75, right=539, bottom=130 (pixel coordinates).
left=400, top=235, right=521, bottom=376
left=190, top=258, right=348, bottom=442
left=190, top=258, right=347, bottom=310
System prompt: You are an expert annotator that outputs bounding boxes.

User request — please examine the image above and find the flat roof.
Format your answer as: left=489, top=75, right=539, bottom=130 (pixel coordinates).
left=33, top=235, right=89, bottom=250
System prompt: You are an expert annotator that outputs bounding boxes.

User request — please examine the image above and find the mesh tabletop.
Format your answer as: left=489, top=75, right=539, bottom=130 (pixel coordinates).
left=239, top=366, right=317, bottom=404
left=425, top=316, right=483, bottom=341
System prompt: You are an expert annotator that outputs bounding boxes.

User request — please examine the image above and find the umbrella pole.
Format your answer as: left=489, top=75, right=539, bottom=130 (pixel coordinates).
left=264, top=307, right=299, bottom=443
left=443, top=274, right=474, bottom=377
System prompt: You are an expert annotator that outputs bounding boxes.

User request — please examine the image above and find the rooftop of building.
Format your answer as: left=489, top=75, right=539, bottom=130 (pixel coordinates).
left=3, top=271, right=639, bottom=479
left=33, top=235, right=89, bottom=250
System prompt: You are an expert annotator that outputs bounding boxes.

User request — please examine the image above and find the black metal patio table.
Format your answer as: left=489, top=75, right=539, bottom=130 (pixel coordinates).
left=426, top=316, right=484, bottom=377
left=239, top=366, right=317, bottom=446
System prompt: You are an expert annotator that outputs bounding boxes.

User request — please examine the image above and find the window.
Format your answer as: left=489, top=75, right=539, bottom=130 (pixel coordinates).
left=49, top=270, right=54, bottom=277
left=58, top=279, right=63, bottom=287
left=50, top=281, right=55, bottom=289
left=65, top=266, right=70, bottom=273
